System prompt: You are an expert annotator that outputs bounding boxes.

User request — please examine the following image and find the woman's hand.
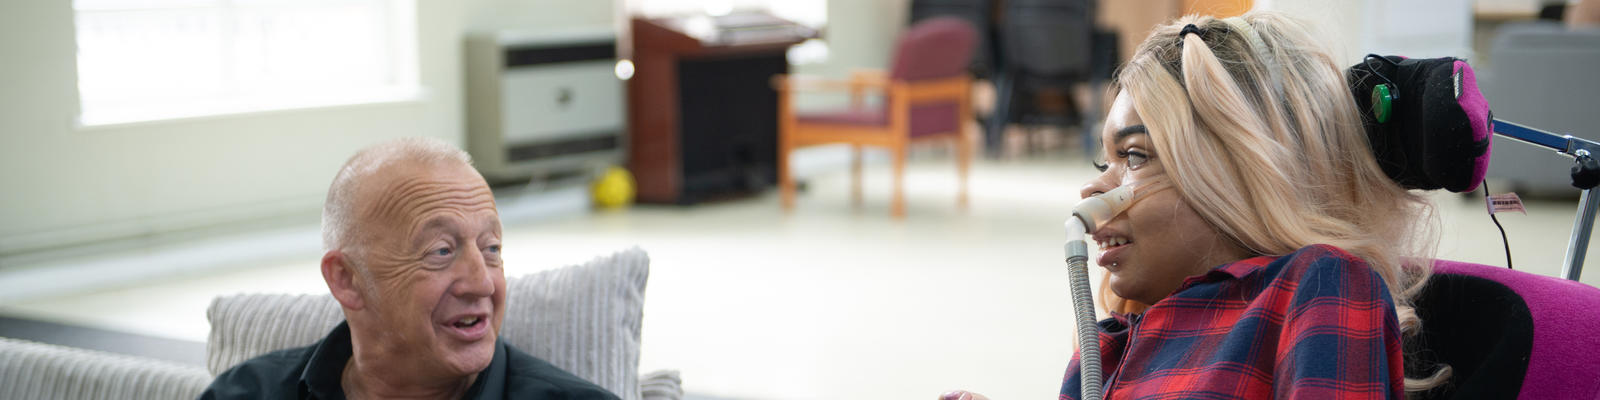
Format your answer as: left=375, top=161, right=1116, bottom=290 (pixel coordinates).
left=939, top=390, right=990, bottom=400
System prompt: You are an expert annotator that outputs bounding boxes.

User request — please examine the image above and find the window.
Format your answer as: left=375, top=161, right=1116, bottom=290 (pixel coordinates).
left=74, top=0, right=419, bottom=126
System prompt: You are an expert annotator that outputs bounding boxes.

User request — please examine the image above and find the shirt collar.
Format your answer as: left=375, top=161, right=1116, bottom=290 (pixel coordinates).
left=300, top=322, right=354, bottom=400
left=462, top=337, right=508, bottom=398
left=1174, top=254, right=1276, bottom=292
left=298, top=321, right=508, bottom=399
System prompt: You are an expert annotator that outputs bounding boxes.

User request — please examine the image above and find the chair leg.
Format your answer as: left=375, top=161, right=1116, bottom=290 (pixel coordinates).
left=850, top=144, right=863, bottom=207
left=779, top=137, right=795, bottom=213
left=892, top=144, right=907, bottom=219
left=1083, top=79, right=1105, bottom=158
left=957, top=135, right=971, bottom=209
left=987, top=72, right=1015, bottom=158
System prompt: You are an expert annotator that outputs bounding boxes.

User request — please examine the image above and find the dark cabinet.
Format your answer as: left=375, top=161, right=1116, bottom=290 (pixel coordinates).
left=627, top=15, right=814, bottom=204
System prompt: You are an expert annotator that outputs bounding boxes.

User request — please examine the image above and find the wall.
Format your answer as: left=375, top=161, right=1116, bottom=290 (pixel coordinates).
left=463, top=0, right=614, bottom=34
left=0, top=0, right=618, bottom=259
left=1255, top=0, right=1474, bottom=64
left=798, top=0, right=907, bottom=79
left=0, top=1, right=462, bottom=257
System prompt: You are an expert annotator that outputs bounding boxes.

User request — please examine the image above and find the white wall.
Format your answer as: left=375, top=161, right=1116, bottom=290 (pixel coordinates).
left=1255, top=0, right=1475, bottom=64
left=0, top=0, right=616, bottom=257
left=797, top=0, right=907, bottom=79
left=464, top=0, right=615, bottom=34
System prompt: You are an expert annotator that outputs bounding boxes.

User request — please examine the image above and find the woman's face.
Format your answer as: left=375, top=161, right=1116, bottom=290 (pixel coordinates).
left=1080, top=90, right=1252, bottom=306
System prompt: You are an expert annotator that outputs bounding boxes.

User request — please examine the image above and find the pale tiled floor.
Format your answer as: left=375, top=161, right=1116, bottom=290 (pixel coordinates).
left=1, top=149, right=1595, bottom=400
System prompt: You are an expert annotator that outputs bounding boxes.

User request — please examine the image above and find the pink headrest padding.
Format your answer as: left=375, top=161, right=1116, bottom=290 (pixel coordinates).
left=1433, top=260, right=1600, bottom=399
left=1453, top=60, right=1493, bottom=193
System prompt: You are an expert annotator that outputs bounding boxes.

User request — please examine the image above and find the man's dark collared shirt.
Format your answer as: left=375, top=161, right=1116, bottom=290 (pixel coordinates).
left=200, top=322, right=619, bottom=400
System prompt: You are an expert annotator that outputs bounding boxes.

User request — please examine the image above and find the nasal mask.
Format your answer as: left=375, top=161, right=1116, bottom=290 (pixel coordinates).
left=1060, top=178, right=1169, bottom=400
left=1070, top=179, right=1171, bottom=234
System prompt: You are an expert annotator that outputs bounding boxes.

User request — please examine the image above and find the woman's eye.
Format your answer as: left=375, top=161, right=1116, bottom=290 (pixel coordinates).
left=1118, top=150, right=1151, bottom=169
left=1092, top=159, right=1108, bottom=172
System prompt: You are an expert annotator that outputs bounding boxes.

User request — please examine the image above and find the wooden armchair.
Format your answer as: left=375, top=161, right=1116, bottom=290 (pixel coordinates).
left=773, top=18, right=978, bottom=218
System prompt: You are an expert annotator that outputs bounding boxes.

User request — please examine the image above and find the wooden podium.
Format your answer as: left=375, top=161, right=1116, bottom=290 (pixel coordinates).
left=627, top=14, right=816, bottom=204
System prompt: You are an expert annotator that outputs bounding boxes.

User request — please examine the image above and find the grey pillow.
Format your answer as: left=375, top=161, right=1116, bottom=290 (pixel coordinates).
left=206, top=247, right=649, bottom=400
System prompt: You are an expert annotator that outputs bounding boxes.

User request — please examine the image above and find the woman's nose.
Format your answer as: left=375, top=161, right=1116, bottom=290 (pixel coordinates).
left=1080, top=171, right=1117, bottom=200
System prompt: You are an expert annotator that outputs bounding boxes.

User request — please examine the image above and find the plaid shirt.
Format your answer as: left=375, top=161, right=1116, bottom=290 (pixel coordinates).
left=1060, top=244, right=1404, bottom=400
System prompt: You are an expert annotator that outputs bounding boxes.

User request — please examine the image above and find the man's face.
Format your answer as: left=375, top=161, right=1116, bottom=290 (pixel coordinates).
left=353, top=161, right=505, bottom=379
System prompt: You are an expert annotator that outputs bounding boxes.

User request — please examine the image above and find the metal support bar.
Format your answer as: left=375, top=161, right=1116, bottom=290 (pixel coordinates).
left=1492, top=118, right=1599, bottom=281
left=1494, top=119, right=1573, bottom=152
left=1566, top=188, right=1600, bottom=281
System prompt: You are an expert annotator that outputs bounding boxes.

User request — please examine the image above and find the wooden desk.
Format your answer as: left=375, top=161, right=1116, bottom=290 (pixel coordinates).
left=627, top=14, right=816, bottom=204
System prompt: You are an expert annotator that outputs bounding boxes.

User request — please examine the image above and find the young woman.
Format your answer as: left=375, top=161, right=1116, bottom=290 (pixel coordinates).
left=944, top=12, right=1449, bottom=400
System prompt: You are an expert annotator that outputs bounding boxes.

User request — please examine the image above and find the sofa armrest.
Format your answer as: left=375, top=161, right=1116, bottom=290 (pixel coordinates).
left=0, top=337, right=212, bottom=400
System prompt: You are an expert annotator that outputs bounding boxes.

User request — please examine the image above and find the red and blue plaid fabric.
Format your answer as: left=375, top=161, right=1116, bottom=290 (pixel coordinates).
left=1060, top=244, right=1404, bottom=399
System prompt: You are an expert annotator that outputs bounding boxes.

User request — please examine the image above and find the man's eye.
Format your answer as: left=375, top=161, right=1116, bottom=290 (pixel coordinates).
left=486, top=244, right=501, bottom=254
left=432, top=247, right=452, bottom=257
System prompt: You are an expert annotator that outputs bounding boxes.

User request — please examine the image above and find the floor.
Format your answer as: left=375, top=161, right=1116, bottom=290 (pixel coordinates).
left=1, top=148, right=1595, bottom=400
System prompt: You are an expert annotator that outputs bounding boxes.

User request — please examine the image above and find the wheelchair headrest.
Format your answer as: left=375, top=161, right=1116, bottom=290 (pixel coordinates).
left=1345, top=56, right=1493, bottom=193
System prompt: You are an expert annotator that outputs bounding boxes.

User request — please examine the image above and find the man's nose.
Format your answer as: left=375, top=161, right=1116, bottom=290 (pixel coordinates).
left=452, top=246, right=497, bottom=298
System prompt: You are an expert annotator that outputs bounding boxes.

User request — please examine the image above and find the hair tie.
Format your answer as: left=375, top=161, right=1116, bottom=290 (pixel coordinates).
left=1179, top=24, right=1205, bottom=38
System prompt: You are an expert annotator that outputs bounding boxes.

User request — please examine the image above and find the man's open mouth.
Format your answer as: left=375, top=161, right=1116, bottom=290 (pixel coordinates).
left=452, top=315, right=483, bottom=329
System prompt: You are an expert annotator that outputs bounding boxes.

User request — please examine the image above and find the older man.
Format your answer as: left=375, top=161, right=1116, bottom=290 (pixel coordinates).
left=203, top=138, right=618, bottom=400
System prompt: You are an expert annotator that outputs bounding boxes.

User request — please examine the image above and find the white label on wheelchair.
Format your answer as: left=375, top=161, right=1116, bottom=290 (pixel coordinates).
left=1487, top=192, right=1527, bottom=215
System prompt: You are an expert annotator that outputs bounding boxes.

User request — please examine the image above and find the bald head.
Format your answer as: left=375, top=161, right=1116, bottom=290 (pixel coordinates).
left=322, top=137, right=476, bottom=253
left=318, top=137, right=507, bottom=393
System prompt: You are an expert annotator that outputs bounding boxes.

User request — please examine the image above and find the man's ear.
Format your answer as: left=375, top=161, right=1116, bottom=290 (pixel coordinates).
left=322, top=250, right=365, bottom=311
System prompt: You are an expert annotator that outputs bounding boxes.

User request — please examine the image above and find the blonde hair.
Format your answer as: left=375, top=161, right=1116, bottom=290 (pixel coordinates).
left=1105, top=12, right=1449, bottom=391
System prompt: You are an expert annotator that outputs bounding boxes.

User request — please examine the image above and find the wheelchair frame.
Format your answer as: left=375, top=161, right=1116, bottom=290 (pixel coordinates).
left=1493, top=118, right=1600, bottom=281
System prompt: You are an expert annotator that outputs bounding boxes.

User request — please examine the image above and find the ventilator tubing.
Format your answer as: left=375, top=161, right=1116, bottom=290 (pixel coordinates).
left=1063, top=180, right=1165, bottom=400
left=1062, top=217, right=1102, bottom=400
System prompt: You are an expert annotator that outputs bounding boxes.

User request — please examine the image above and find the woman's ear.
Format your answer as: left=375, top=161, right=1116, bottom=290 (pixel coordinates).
left=321, top=250, right=365, bottom=311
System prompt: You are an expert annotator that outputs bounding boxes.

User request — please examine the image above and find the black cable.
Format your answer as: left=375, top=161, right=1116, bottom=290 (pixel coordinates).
left=1482, top=180, right=1514, bottom=269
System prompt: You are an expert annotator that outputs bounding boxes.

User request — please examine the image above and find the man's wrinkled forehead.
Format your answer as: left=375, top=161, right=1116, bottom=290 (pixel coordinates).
left=357, top=162, right=497, bottom=229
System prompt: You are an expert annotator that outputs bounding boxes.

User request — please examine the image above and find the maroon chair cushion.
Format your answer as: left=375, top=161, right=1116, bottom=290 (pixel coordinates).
left=796, top=102, right=960, bottom=138
left=889, top=18, right=978, bottom=82
left=793, top=18, right=974, bottom=139
left=909, top=102, right=960, bottom=138
left=796, top=109, right=885, bottom=126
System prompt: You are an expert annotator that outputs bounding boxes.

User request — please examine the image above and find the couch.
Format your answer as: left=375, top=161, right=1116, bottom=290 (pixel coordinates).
left=0, top=248, right=680, bottom=400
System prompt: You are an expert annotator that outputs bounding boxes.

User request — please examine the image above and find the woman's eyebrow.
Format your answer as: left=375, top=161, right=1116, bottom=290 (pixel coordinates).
left=1114, top=125, right=1148, bottom=142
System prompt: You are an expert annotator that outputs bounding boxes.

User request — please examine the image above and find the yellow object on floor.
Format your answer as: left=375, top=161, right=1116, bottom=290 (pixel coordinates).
left=591, top=167, right=635, bottom=209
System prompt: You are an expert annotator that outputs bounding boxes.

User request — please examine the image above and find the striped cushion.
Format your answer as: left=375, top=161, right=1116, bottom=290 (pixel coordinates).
left=0, top=337, right=212, bottom=400
left=206, top=247, right=649, bottom=400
